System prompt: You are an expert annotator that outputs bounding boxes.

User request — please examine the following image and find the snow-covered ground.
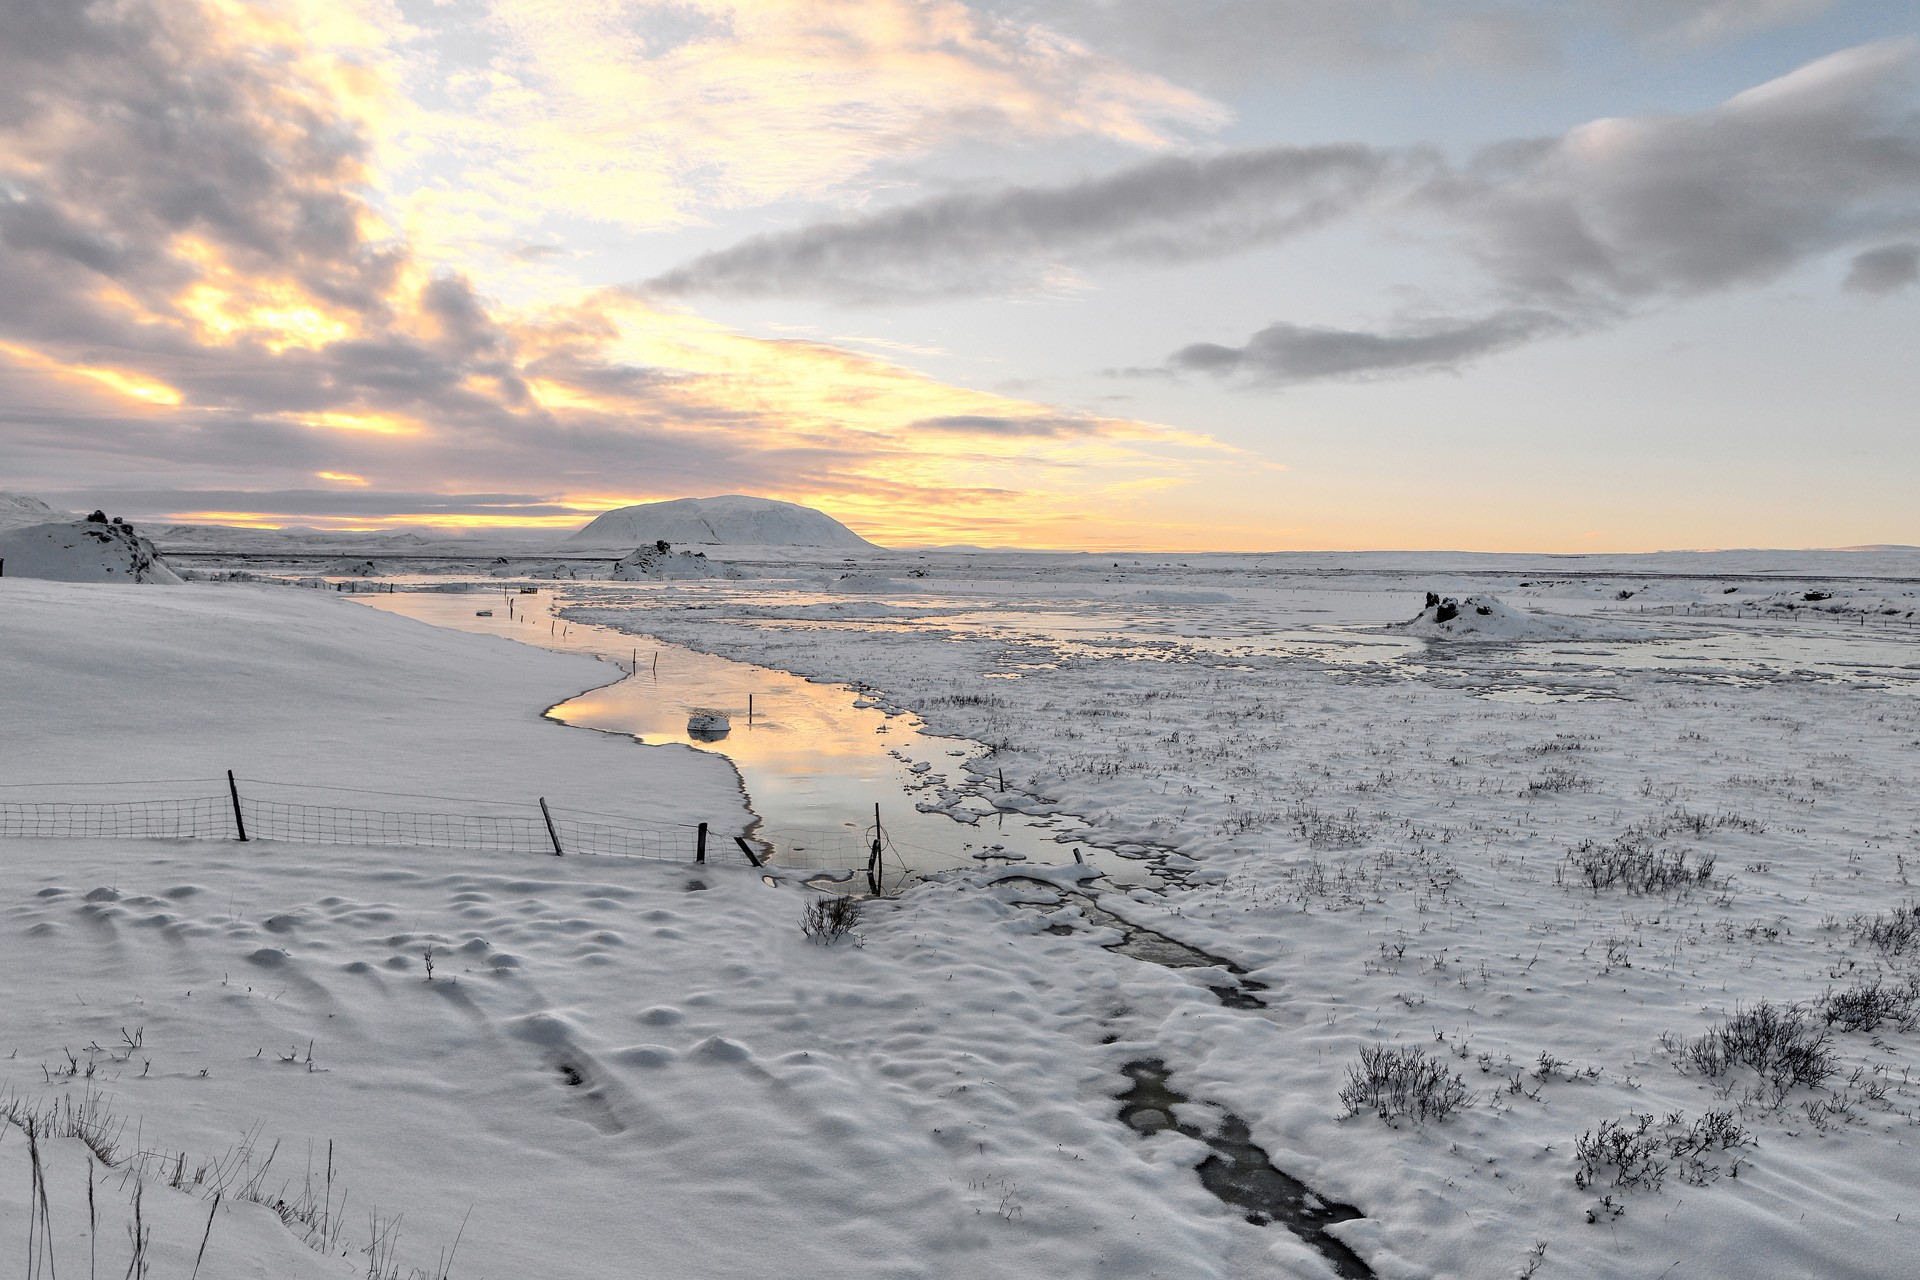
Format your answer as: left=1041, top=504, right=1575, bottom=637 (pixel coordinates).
left=7, top=554, right=1920, bottom=1279
left=544, top=553, right=1920, bottom=1278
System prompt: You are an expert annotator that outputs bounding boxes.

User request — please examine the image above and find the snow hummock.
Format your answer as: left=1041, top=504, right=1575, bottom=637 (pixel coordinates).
left=1392, top=593, right=1644, bottom=641
left=568, top=495, right=878, bottom=549
left=0, top=515, right=181, bottom=583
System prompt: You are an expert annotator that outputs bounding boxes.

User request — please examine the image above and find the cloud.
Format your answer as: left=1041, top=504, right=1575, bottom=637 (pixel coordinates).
left=1430, top=40, right=1920, bottom=303
left=427, top=0, right=1222, bottom=235
left=1605, top=0, right=1839, bottom=48
left=1174, top=40, right=1920, bottom=384
left=911, top=414, right=1104, bottom=437
left=975, top=1, right=1837, bottom=91
left=653, top=39, right=1920, bottom=321
left=647, top=143, right=1430, bottom=301
left=54, top=489, right=588, bottom=522
left=0, top=0, right=1234, bottom=546
left=1169, top=309, right=1570, bottom=383
left=1843, top=242, right=1920, bottom=293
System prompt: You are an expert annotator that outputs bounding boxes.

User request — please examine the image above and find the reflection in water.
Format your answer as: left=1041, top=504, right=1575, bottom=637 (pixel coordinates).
left=352, top=589, right=1137, bottom=883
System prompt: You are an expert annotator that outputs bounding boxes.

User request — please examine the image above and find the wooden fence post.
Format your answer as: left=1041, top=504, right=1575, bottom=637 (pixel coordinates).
left=539, top=798, right=564, bottom=855
left=696, top=822, right=708, bottom=864
left=227, top=770, right=248, bottom=842
left=732, top=836, right=764, bottom=867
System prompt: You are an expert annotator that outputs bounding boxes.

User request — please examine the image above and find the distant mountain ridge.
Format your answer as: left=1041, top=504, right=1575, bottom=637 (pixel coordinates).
left=566, top=495, right=878, bottom=549
left=0, top=492, right=74, bottom=529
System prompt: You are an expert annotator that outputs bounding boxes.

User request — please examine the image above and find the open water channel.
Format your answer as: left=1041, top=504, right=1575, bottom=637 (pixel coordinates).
left=353, top=587, right=1140, bottom=884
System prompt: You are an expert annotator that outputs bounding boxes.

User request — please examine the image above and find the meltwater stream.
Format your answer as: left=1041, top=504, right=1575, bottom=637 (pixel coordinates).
left=353, top=588, right=1140, bottom=883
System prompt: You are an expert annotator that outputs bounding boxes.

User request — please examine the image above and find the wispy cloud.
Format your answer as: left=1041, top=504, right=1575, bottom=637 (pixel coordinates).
left=1168, top=310, right=1571, bottom=383
left=645, top=143, right=1430, bottom=301
left=652, top=36, right=1917, bottom=383
left=1842, top=242, right=1920, bottom=293
left=418, top=0, right=1222, bottom=239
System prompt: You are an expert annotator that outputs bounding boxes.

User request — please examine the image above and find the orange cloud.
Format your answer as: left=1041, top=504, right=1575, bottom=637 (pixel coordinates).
left=0, top=341, right=183, bottom=407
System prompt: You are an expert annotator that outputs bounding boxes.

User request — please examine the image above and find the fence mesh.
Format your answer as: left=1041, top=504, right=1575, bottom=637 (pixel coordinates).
left=0, top=780, right=772, bottom=869
left=0, top=796, right=231, bottom=840
left=242, top=800, right=554, bottom=854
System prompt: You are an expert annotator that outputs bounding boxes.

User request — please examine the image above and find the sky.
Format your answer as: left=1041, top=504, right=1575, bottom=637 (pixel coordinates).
left=1, top=0, right=1916, bottom=551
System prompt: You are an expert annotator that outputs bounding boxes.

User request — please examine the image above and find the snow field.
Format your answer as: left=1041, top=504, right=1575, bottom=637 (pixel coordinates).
left=558, top=567, right=1920, bottom=1279
left=3, top=832, right=1372, bottom=1278
left=4, top=577, right=1439, bottom=1279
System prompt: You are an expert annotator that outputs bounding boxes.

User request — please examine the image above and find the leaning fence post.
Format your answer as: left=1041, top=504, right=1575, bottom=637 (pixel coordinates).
left=539, top=798, right=564, bottom=855
left=867, top=803, right=883, bottom=896
left=227, top=770, right=248, bottom=842
left=732, top=836, right=764, bottom=867
left=696, top=822, right=708, bottom=864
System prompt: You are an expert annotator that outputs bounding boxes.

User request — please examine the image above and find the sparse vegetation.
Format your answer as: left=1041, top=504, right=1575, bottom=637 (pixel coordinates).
left=1573, top=1109, right=1750, bottom=1194
left=1818, top=976, right=1920, bottom=1032
left=801, top=894, right=864, bottom=944
left=1564, top=836, right=1715, bottom=895
left=1339, top=1045, right=1473, bottom=1124
left=1287, top=803, right=1373, bottom=850
left=1852, top=904, right=1920, bottom=956
left=1678, top=1002, right=1835, bottom=1098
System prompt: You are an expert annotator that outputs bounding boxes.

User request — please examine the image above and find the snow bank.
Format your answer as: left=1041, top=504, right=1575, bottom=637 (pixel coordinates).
left=0, top=578, right=747, bottom=826
left=0, top=516, right=182, bottom=583
left=568, top=495, right=877, bottom=549
left=1392, top=593, right=1645, bottom=641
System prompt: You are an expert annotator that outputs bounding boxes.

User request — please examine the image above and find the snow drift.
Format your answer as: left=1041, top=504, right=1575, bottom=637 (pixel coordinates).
left=1392, top=593, right=1642, bottom=641
left=0, top=515, right=181, bottom=583
left=568, top=495, right=877, bottom=549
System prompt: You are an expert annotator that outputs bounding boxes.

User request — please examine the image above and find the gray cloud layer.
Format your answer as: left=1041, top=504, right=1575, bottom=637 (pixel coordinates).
left=651, top=39, right=1919, bottom=383
left=1169, top=310, right=1570, bottom=383
left=1844, top=242, right=1920, bottom=292
left=48, top=489, right=586, bottom=521
left=648, top=144, right=1432, bottom=303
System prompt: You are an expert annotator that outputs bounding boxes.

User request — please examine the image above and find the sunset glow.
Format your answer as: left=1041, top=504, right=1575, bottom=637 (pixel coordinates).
left=2, top=1, right=1914, bottom=549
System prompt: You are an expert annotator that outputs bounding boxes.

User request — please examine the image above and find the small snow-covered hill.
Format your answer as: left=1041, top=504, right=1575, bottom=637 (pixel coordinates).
left=1392, top=593, right=1645, bottom=640
left=567, top=495, right=877, bottom=549
left=0, top=516, right=182, bottom=583
left=609, top=545, right=743, bottom=580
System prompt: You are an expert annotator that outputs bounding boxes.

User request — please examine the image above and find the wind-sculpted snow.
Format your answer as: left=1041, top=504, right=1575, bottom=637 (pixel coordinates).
left=559, top=561, right=1920, bottom=1279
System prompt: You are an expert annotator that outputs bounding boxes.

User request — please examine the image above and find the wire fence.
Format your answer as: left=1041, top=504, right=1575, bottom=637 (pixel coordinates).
left=0, top=775, right=943, bottom=890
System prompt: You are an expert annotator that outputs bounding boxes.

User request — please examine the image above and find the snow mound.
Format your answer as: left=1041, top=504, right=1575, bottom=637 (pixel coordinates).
left=1392, top=593, right=1638, bottom=641
left=567, top=495, right=878, bottom=549
left=0, top=515, right=181, bottom=583
left=0, top=492, right=74, bottom=529
left=610, top=546, right=743, bottom=581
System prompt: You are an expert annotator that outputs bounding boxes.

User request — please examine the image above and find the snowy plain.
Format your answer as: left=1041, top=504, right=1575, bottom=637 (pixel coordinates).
left=5, top=545, right=1920, bottom=1278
